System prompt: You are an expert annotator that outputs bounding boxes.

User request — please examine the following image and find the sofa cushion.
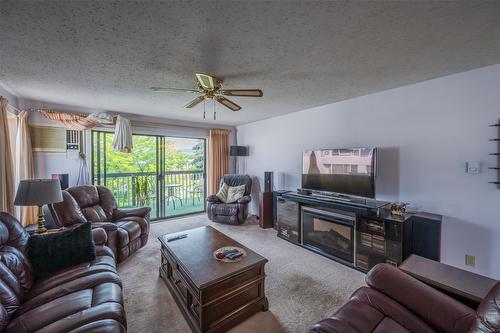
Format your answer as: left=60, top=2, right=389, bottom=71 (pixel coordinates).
left=216, top=182, right=229, bottom=202
left=469, top=280, right=500, bottom=333
left=210, top=203, right=239, bottom=216
left=6, top=280, right=125, bottom=333
left=49, top=191, right=88, bottom=227
left=26, top=255, right=117, bottom=301
left=309, top=287, right=436, bottom=333
left=225, top=184, right=246, bottom=203
left=0, top=211, right=33, bottom=329
left=28, top=223, right=96, bottom=280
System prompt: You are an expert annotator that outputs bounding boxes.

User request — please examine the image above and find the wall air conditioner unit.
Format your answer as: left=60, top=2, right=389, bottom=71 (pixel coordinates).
left=66, top=130, right=80, bottom=150
left=30, top=126, right=82, bottom=153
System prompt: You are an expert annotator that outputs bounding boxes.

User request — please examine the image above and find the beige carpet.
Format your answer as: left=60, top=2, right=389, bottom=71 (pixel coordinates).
left=118, top=214, right=365, bottom=333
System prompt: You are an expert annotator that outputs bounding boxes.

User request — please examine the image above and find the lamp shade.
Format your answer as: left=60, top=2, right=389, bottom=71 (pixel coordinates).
left=14, top=179, right=63, bottom=206
left=230, top=146, right=249, bottom=157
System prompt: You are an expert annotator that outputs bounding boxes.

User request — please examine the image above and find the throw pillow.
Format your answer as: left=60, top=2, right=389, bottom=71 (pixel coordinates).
left=216, top=182, right=229, bottom=202
left=28, top=222, right=96, bottom=280
left=225, top=184, right=246, bottom=203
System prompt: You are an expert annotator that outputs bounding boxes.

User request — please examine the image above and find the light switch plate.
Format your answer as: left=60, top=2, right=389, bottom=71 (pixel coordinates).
left=466, top=161, right=480, bottom=174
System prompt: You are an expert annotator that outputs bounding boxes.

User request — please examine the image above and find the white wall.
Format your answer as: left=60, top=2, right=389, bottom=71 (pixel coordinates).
left=237, top=64, right=500, bottom=279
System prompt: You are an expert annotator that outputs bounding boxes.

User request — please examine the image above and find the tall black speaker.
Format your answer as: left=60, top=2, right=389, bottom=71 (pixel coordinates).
left=264, top=172, right=273, bottom=193
left=411, top=212, right=442, bottom=261
left=52, top=173, right=69, bottom=190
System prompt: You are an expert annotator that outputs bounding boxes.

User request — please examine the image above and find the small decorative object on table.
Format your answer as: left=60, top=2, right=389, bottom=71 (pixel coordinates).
left=390, top=202, right=407, bottom=216
left=213, top=246, right=247, bottom=263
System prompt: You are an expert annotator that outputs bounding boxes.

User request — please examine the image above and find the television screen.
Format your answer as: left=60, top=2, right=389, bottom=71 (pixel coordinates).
left=302, top=148, right=376, bottom=198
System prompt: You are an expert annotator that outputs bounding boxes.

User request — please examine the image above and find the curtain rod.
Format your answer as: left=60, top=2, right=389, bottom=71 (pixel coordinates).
left=7, top=103, right=21, bottom=113
left=0, top=95, right=22, bottom=113
left=130, top=119, right=232, bottom=132
left=28, top=107, right=232, bottom=132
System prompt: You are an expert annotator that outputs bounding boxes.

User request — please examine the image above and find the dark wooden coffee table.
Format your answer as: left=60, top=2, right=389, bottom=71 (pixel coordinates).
left=159, top=226, right=269, bottom=333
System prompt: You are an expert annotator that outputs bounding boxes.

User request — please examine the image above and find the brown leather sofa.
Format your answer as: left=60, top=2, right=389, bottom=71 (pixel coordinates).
left=49, top=185, right=151, bottom=262
left=0, top=211, right=126, bottom=332
left=309, top=263, right=500, bottom=333
left=206, top=174, right=252, bottom=225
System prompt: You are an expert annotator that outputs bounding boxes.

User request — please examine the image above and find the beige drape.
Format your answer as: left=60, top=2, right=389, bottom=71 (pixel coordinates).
left=0, top=97, right=15, bottom=214
left=208, top=129, right=230, bottom=195
left=16, top=111, right=37, bottom=226
left=40, top=110, right=99, bottom=130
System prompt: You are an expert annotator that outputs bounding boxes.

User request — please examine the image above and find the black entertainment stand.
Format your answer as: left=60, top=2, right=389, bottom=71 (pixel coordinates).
left=273, top=191, right=442, bottom=272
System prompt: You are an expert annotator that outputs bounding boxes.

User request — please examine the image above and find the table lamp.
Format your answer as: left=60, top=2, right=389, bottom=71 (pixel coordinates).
left=14, top=179, right=63, bottom=234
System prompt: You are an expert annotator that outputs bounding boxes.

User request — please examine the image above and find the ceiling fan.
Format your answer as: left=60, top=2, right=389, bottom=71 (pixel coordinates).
left=151, top=73, right=263, bottom=112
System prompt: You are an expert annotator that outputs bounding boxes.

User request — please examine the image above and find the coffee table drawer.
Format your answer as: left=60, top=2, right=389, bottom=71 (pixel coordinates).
left=171, top=268, right=189, bottom=302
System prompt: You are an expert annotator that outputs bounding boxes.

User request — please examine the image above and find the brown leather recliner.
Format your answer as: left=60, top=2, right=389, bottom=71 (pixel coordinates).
left=49, top=185, right=151, bottom=262
left=309, top=263, right=500, bottom=333
left=206, top=174, right=252, bottom=225
left=0, top=211, right=126, bottom=332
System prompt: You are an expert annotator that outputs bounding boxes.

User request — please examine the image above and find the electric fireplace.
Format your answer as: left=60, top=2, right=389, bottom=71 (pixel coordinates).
left=301, top=207, right=356, bottom=265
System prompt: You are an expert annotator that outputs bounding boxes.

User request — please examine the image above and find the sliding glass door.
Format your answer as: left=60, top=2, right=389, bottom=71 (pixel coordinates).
left=91, top=131, right=206, bottom=219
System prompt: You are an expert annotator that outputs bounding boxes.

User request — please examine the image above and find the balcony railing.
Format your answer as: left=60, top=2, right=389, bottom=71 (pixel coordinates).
left=93, top=170, right=205, bottom=216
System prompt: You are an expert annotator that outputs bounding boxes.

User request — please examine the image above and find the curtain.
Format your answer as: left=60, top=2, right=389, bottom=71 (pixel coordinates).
left=15, top=111, right=37, bottom=226
left=40, top=110, right=99, bottom=130
left=208, top=129, right=230, bottom=195
left=112, top=115, right=133, bottom=153
left=0, top=97, right=15, bottom=214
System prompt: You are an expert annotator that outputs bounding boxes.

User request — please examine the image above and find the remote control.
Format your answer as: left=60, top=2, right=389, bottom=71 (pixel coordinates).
left=167, top=234, right=187, bottom=242
left=227, top=252, right=243, bottom=260
left=223, top=249, right=239, bottom=256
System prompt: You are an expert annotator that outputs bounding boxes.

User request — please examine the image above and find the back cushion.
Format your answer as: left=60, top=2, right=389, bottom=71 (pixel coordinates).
left=67, top=185, right=114, bottom=222
left=50, top=191, right=87, bottom=226
left=0, top=212, right=33, bottom=329
left=469, top=281, right=500, bottom=333
left=67, top=185, right=100, bottom=209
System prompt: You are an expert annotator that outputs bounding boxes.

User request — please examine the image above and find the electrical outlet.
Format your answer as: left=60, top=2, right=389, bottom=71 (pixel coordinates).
left=465, top=254, right=476, bottom=267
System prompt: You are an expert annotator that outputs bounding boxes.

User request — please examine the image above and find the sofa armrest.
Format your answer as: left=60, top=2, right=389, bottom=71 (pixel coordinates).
left=237, top=195, right=251, bottom=204
left=206, top=194, right=220, bottom=203
left=90, top=221, right=118, bottom=232
left=309, top=318, right=359, bottom=333
left=366, top=264, right=476, bottom=333
left=113, top=207, right=151, bottom=220
left=91, top=227, right=108, bottom=246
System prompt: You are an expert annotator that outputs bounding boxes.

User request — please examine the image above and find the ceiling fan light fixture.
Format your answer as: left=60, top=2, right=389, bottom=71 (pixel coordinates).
left=150, top=73, right=262, bottom=115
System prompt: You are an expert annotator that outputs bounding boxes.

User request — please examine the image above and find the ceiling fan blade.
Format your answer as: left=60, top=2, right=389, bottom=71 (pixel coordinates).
left=150, top=87, right=200, bottom=93
left=184, top=96, right=205, bottom=108
left=195, top=73, right=216, bottom=90
left=216, top=96, right=241, bottom=111
left=220, top=89, right=263, bottom=97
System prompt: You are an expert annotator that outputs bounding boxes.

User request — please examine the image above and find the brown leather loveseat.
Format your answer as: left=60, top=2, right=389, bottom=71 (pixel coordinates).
left=49, top=185, right=151, bottom=262
left=0, top=211, right=126, bottom=332
left=309, top=263, right=500, bottom=333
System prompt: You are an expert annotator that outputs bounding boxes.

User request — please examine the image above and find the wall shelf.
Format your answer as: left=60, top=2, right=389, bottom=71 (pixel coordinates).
left=491, top=120, right=500, bottom=187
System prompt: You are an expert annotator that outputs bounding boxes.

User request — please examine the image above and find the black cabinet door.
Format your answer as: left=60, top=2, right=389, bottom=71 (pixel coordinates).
left=276, top=197, right=300, bottom=244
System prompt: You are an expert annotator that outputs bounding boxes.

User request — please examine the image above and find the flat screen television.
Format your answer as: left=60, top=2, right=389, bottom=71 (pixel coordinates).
left=302, top=148, right=376, bottom=198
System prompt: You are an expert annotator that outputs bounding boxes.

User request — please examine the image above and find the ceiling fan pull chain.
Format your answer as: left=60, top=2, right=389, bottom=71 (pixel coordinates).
left=213, top=100, right=216, bottom=120
left=203, top=99, right=206, bottom=119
